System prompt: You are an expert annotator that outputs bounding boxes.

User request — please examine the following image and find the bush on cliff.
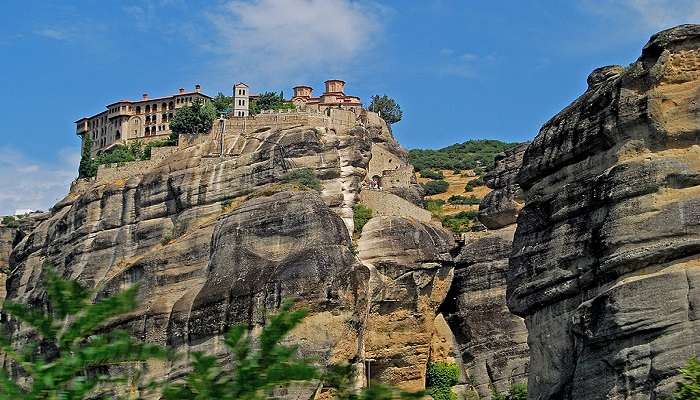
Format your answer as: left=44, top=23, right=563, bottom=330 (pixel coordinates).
left=492, top=383, right=527, bottom=400
left=353, top=204, right=373, bottom=234
left=427, top=362, right=460, bottom=400
left=368, top=95, right=403, bottom=125
left=421, top=180, right=449, bottom=195
left=280, top=168, right=322, bottom=191
left=0, top=267, right=170, bottom=399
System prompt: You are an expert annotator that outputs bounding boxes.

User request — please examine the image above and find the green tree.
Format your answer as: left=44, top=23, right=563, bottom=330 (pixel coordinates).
left=170, top=99, right=217, bottom=138
left=0, top=267, right=169, bottom=400
left=212, top=92, right=233, bottom=114
left=421, top=180, right=449, bottom=195
left=161, top=301, right=317, bottom=400
left=78, top=136, right=98, bottom=178
left=250, top=92, right=294, bottom=114
left=368, top=95, right=403, bottom=125
left=673, top=357, right=700, bottom=400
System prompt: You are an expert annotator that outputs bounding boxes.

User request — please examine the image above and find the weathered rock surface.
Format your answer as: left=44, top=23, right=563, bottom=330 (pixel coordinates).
left=478, top=143, right=527, bottom=230
left=3, top=110, right=459, bottom=395
left=357, top=216, right=455, bottom=390
left=509, top=24, right=700, bottom=400
left=443, top=145, right=530, bottom=399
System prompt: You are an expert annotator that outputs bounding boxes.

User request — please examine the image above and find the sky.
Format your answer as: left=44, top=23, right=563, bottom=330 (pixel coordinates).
left=0, top=0, right=699, bottom=215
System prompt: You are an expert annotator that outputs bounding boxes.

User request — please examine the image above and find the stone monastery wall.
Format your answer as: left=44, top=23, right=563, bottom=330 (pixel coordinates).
left=95, top=146, right=178, bottom=183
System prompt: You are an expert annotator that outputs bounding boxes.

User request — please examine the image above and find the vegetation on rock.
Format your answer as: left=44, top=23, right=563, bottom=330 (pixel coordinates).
left=353, top=204, right=373, bottom=234
left=0, top=267, right=170, bottom=399
left=1, top=216, right=19, bottom=228
left=170, top=99, right=217, bottom=137
left=78, top=139, right=175, bottom=178
left=427, top=362, right=459, bottom=400
left=368, top=95, right=403, bottom=125
left=409, top=140, right=518, bottom=172
left=280, top=168, right=322, bottom=191
left=492, top=383, right=527, bottom=400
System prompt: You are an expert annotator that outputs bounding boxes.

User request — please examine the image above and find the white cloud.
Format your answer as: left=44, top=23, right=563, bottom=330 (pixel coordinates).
left=0, top=147, right=79, bottom=216
left=582, top=0, right=700, bottom=32
left=206, top=0, right=382, bottom=84
left=438, top=50, right=486, bottom=79
left=34, top=28, right=73, bottom=41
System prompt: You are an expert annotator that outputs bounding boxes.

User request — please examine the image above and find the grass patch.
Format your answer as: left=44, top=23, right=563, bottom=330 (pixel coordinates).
left=280, top=168, right=321, bottom=191
left=353, top=204, right=373, bottom=234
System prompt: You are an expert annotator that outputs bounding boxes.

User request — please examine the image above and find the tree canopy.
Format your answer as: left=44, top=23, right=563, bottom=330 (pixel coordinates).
left=368, top=95, right=403, bottom=124
left=170, top=99, right=217, bottom=137
left=211, top=92, right=233, bottom=114
left=250, top=91, right=295, bottom=114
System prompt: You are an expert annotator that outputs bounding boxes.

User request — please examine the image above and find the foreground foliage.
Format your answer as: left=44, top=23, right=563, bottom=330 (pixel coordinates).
left=250, top=92, right=295, bottom=114
left=672, top=357, right=700, bottom=400
left=162, top=302, right=316, bottom=400
left=409, top=140, right=517, bottom=172
left=426, top=362, right=459, bottom=400
left=492, top=383, right=527, bottom=400
left=0, top=268, right=169, bottom=400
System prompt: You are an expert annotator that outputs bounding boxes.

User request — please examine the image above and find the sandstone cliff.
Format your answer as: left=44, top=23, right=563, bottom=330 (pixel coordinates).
left=3, top=109, right=463, bottom=395
left=442, top=144, right=530, bottom=399
left=509, top=25, right=700, bottom=399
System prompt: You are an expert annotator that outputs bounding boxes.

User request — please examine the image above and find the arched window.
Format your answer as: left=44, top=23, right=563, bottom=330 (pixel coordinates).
left=136, top=106, right=141, bottom=114
left=162, top=114, right=168, bottom=122
left=145, top=105, right=151, bottom=113
left=153, top=104, right=158, bottom=112
left=115, top=131, right=121, bottom=140
left=169, top=101, right=174, bottom=110
left=162, top=102, right=167, bottom=111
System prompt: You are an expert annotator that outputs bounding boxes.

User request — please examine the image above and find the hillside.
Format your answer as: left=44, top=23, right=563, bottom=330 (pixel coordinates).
left=408, top=139, right=519, bottom=172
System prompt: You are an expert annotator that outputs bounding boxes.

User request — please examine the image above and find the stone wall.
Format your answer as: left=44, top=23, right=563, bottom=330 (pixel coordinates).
left=95, top=146, right=177, bottom=183
left=359, top=190, right=432, bottom=223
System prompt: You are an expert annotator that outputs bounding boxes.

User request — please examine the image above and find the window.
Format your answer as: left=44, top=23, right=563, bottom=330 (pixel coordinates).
left=145, top=105, right=151, bottom=113
left=153, top=104, right=158, bottom=112
left=136, top=106, right=141, bottom=114
left=169, top=101, right=174, bottom=110
left=115, top=131, right=121, bottom=139
left=162, top=102, right=167, bottom=111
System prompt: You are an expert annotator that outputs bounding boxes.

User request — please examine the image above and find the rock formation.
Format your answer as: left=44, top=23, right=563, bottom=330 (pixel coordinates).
left=3, top=109, right=459, bottom=396
left=442, top=145, right=530, bottom=399
left=509, top=24, right=700, bottom=399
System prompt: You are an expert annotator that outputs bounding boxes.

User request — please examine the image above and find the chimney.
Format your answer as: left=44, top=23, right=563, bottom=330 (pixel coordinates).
left=142, top=93, right=149, bottom=100
left=179, top=88, right=185, bottom=94
left=195, top=84, right=201, bottom=93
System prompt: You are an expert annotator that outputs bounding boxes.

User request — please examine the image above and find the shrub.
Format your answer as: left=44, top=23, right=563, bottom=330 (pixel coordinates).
left=409, top=140, right=518, bottom=172
left=471, top=177, right=485, bottom=186
left=442, top=211, right=479, bottom=234
left=464, top=183, right=474, bottom=192
left=280, top=168, right=321, bottom=191
left=1, top=216, right=19, bottom=228
left=492, top=383, right=528, bottom=400
left=447, top=195, right=480, bottom=205
left=420, top=169, right=444, bottom=180
left=353, top=204, right=373, bottom=234
left=427, top=362, right=460, bottom=400
left=422, top=180, right=449, bottom=195
left=672, top=357, right=700, bottom=400
left=425, top=200, right=445, bottom=220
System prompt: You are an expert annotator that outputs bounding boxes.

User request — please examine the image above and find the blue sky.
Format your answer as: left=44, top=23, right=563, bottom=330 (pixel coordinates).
left=1, top=0, right=699, bottom=214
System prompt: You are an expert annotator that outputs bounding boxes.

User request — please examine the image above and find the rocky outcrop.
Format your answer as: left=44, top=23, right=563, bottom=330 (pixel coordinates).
left=442, top=145, right=529, bottom=399
left=3, top=110, right=459, bottom=395
left=509, top=25, right=700, bottom=400
left=357, top=216, right=455, bottom=390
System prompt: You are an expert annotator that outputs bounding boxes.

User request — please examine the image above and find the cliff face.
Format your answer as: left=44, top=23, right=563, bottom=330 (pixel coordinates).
left=509, top=25, right=700, bottom=399
left=442, top=144, right=530, bottom=399
left=4, top=110, right=462, bottom=394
